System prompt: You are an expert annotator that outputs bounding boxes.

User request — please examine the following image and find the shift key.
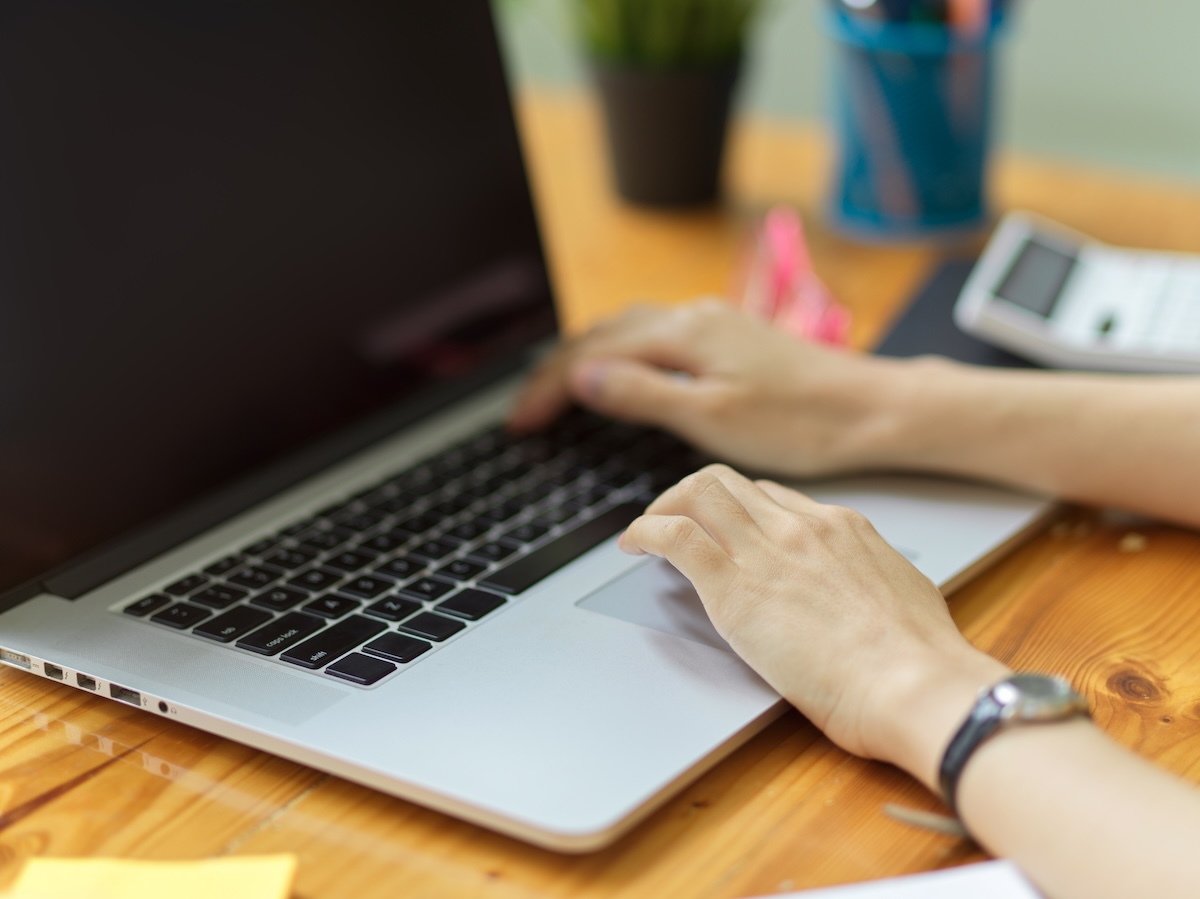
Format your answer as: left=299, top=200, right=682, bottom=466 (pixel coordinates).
left=281, top=615, right=387, bottom=669
left=478, top=503, right=642, bottom=595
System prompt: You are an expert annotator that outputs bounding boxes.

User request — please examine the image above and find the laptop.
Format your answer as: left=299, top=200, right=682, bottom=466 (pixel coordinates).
left=0, top=1, right=1054, bottom=851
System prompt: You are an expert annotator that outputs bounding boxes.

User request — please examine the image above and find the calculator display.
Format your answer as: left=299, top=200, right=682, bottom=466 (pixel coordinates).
left=993, top=237, right=1079, bottom=318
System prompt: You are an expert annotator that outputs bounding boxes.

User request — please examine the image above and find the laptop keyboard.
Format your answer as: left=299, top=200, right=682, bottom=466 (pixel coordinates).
left=119, top=411, right=709, bottom=687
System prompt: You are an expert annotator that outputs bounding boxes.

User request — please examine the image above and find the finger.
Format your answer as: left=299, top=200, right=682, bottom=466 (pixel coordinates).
left=618, top=513, right=737, bottom=586
left=612, top=299, right=735, bottom=374
left=644, top=465, right=763, bottom=555
left=701, top=464, right=793, bottom=523
left=569, top=300, right=736, bottom=380
left=507, top=342, right=579, bottom=432
left=508, top=299, right=736, bottom=431
left=651, top=464, right=788, bottom=527
left=756, top=479, right=889, bottom=558
left=754, top=478, right=829, bottom=514
left=567, top=358, right=699, bottom=430
left=506, top=306, right=655, bottom=432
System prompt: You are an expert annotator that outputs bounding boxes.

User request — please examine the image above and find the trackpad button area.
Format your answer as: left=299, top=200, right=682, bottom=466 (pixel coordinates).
left=576, top=559, right=732, bottom=652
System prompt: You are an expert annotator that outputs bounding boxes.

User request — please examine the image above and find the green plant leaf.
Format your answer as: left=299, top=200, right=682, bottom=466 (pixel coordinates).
left=578, top=0, right=760, bottom=68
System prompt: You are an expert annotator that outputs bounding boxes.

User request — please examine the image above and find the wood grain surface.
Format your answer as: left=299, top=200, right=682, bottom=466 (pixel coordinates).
left=2, top=89, right=1200, bottom=898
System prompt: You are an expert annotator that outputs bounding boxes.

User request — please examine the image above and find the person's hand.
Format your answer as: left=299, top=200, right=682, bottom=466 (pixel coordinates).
left=508, top=299, right=912, bottom=478
left=618, top=464, right=1008, bottom=780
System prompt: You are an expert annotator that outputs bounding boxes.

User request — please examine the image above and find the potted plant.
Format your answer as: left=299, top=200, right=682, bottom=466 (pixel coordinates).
left=579, top=0, right=760, bottom=206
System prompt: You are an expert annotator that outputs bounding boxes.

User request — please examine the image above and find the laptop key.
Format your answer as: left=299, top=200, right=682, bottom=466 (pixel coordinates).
left=408, top=539, right=458, bottom=563
left=288, top=567, right=343, bottom=592
left=395, top=577, right=456, bottom=603
left=193, top=606, right=273, bottom=643
left=478, top=498, right=525, bottom=525
left=537, top=505, right=578, bottom=525
left=341, top=511, right=385, bottom=533
left=323, top=549, right=378, bottom=573
left=357, top=531, right=407, bottom=554
left=363, top=632, right=432, bottom=664
left=502, top=522, right=549, bottom=545
left=467, top=540, right=520, bottom=564
left=434, top=558, right=486, bottom=582
left=478, top=502, right=642, bottom=595
left=264, top=548, right=317, bottom=570
left=395, top=510, right=444, bottom=536
left=191, top=584, right=250, bottom=609
left=398, top=612, right=466, bottom=642
left=163, top=573, right=208, bottom=596
left=241, top=536, right=280, bottom=556
left=301, top=528, right=355, bottom=553
left=363, top=596, right=422, bottom=622
left=281, top=615, right=387, bottom=669
left=151, top=602, right=212, bottom=629
left=303, top=594, right=361, bottom=619
left=325, top=652, right=396, bottom=686
left=124, top=594, right=171, bottom=617
left=370, top=495, right=413, bottom=516
left=338, top=574, right=393, bottom=599
left=374, top=557, right=424, bottom=581
left=250, top=586, right=309, bottom=612
left=448, top=519, right=490, bottom=541
left=236, top=611, right=326, bottom=655
left=203, top=554, right=247, bottom=576
left=228, top=564, right=286, bottom=590
left=436, top=589, right=506, bottom=621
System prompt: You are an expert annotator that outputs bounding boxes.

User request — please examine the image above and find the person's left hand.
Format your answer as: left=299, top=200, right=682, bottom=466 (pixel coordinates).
left=618, top=464, right=1006, bottom=772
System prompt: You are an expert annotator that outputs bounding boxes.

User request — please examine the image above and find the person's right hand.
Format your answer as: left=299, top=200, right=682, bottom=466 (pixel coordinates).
left=618, top=463, right=1009, bottom=785
left=507, top=299, right=912, bottom=479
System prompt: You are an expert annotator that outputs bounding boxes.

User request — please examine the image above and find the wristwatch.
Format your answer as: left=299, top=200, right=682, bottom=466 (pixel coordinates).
left=938, top=673, right=1090, bottom=819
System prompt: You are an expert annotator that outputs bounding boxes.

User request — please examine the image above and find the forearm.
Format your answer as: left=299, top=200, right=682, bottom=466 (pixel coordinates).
left=875, top=651, right=1200, bottom=899
left=862, top=358, right=1200, bottom=529
left=955, top=719, right=1200, bottom=899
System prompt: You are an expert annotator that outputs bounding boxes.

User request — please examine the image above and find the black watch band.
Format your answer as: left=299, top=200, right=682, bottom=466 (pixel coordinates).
left=938, top=692, right=1006, bottom=818
left=938, top=674, right=1090, bottom=821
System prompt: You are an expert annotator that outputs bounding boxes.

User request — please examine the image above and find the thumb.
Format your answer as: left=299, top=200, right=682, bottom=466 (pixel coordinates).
left=569, top=358, right=699, bottom=430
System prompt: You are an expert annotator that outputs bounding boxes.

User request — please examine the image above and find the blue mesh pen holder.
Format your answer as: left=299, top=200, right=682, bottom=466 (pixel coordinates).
left=825, top=8, right=1007, bottom=240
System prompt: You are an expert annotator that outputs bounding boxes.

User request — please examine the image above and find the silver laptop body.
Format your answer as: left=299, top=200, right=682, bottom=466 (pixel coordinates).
left=0, top=1, right=1052, bottom=850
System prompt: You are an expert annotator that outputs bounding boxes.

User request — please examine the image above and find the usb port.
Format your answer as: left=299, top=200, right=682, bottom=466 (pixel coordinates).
left=0, top=649, right=31, bottom=670
left=43, top=663, right=64, bottom=680
left=109, top=684, right=141, bottom=706
left=76, top=673, right=97, bottom=690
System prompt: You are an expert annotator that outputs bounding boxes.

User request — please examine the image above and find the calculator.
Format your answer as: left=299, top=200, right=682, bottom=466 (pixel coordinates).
left=953, top=211, right=1200, bottom=373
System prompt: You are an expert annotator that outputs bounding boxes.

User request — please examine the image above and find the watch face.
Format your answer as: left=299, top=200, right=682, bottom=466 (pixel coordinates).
left=994, top=674, right=1088, bottom=722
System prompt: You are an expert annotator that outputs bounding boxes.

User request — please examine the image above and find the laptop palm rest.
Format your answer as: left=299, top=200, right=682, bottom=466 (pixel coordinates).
left=577, top=559, right=733, bottom=652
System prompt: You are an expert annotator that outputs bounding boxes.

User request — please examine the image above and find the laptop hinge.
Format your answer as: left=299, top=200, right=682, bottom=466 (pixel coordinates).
left=2, top=347, right=542, bottom=608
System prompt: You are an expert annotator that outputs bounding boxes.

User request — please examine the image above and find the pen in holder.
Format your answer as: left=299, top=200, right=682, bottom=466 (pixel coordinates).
left=824, top=0, right=1011, bottom=240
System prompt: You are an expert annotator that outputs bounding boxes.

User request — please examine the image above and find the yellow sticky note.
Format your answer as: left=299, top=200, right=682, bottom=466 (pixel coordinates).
left=9, top=855, right=297, bottom=899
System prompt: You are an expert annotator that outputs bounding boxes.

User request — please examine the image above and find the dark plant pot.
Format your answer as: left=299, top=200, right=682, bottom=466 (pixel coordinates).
left=591, top=61, right=740, bottom=207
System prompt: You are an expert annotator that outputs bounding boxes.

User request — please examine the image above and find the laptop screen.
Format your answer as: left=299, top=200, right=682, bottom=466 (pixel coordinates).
left=0, top=2, right=556, bottom=595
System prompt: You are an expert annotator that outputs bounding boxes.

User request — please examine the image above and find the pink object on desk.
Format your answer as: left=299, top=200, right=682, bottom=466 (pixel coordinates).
left=738, top=206, right=852, bottom=346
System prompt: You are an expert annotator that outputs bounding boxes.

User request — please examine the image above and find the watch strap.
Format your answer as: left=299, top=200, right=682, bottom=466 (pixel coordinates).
left=938, top=691, right=1006, bottom=818
left=938, top=675, right=1090, bottom=822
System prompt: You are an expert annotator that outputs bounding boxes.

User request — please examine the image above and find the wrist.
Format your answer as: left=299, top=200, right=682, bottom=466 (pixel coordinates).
left=794, top=353, right=937, bottom=473
left=837, top=355, right=959, bottom=472
left=853, top=356, right=990, bottom=473
left=863, top=644, right=1010, bottom=791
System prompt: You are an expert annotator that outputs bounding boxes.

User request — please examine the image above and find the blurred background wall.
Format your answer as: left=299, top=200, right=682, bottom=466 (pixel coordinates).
left=495, top=0, right=1200, bottom=186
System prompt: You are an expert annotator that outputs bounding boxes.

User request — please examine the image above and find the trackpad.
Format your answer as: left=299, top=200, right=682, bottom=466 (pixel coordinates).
left=576, top=559, right=732, bottom=652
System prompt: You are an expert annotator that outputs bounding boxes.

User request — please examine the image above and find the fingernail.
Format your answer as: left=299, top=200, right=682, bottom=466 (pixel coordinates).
left=573, top=360, right=609, bottom=404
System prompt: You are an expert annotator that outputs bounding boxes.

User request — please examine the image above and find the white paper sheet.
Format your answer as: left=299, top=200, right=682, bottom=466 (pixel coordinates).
left=754, top=860, right=1044, bottom=899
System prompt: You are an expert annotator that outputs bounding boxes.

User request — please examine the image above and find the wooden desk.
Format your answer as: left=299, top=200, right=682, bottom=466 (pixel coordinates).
left=3, top=90, right=1200, bottom=897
